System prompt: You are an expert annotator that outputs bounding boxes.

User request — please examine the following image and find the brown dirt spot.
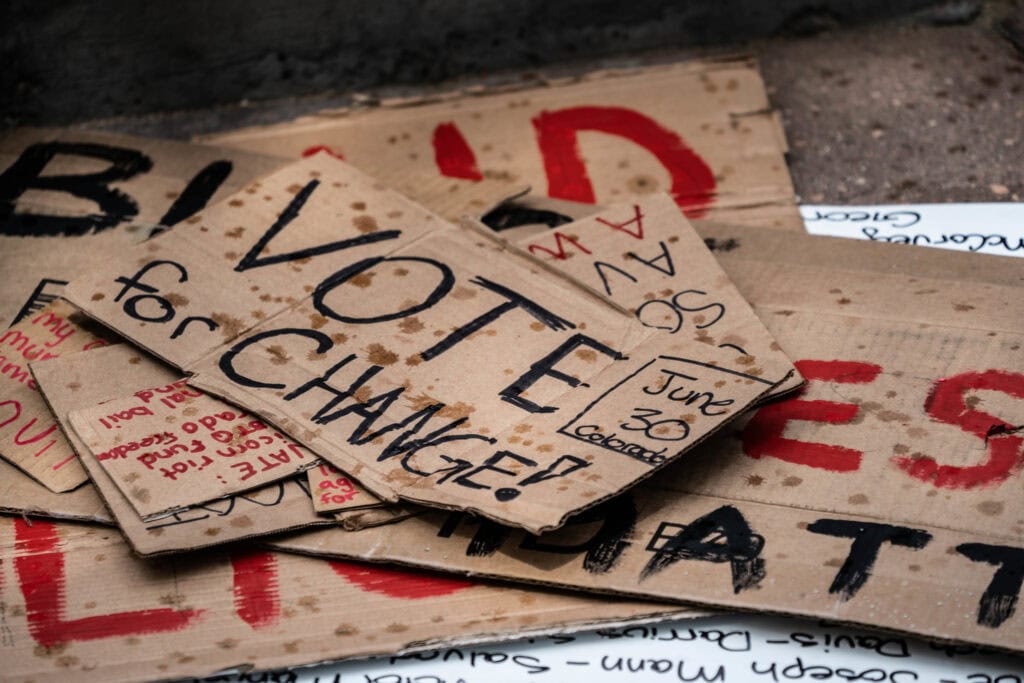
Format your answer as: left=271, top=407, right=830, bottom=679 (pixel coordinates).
left=131, top=487, right=151, bottom=503
left=164, top=293, right=189, bottom=307
left=745, top=474, right=764, bottom=486
left=782, top=476, right=803, bottom=487
left=217, top=638, right=239, bottom=649
left=953, top=303, right=975, bottom=312
left=230, top=515, right=254, bottom=528
left=399, top=317, right=424, bottom=334
left=848, top=493, right=870, bottom=505
left=225, top=226, right=245, bottom=238
left=267, top=345, right=291, bottom=365
left=210, top=312, right=246, bottom=340
left=331, top=333, right=349, bottom=345
left=335, top=623, right=359, bottom=636
left=405, top=354, right=423, bottom=366
left=452, top=286, right=477, bottom=300
left=353, top=215, right=379, bottom=234
left=91, top=292, right=105, bottom=301
left=575, top=349, right=597, bottom=362
left=348, top=272, right=375, bottom=288
left=977, top=501, right=1004, bottom=516
left=366, top=343, right=399, bottom=365
left=386, top=623, right=409, bottom=633
left=351, top=201, right=366, bottom=211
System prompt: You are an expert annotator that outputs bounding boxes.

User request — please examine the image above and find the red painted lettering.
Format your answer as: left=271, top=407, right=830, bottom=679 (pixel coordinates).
left=329, top=560, right=473, bottom=599
left=432, top=122, right=483, bottom=181
left=532, top=106, right=716, bottom=218
left=231, top=550, right=280, bottom=629
left=895, top=369, right=1024, bottom=488
left=742, top=360, right=883, bottom=472
left=14, top=519, right=202, bottom=647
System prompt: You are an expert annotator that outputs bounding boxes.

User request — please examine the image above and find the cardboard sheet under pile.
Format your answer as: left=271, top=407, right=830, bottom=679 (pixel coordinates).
left=2, top=58, right=1023, bottom=683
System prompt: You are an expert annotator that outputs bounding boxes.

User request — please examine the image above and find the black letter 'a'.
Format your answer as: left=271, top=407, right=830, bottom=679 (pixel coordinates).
left=958, top=542, right=1024, bottom=628
left=234, top=179, right=401, bottom=272
left=0, top=142, right=152, bottom=237
left=640, top=505, right=766, bottom=593
left=807, top=519, right=931, bottom=601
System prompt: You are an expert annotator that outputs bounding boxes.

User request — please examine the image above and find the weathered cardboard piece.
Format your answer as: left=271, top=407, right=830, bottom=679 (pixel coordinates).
left=335, top=504, right=420, bottom=531
left=513, top=194, right=802, bottom=395
left=0, top=300, right=118, bottom=491
left=0, top=517, right=700, bottom=683
left=308, top=461, right=386, bottom=514
left=65, top=154, right=786, bottom=533
left=68, top=380, right=321, bottom=518
left=0, top=128, right=285, bottom=328
left=269, top=226, right=1024, bottom=653
left=31, top=344, right=335, bottom=556
left=204, top=58, right=802, bottom=232
left=0, top=457, right=112, bottom=523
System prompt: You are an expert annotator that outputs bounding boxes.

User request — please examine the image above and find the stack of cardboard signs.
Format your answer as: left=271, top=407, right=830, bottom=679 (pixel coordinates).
left=2, top=58, right=1022, bottom=683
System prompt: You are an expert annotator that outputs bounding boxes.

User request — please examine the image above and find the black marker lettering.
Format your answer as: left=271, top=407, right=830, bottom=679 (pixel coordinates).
left=154, top=160, right=233, bottom=232
left=641, top=505, right=765, bottom=592
left=627, top=240, right=675, bottom=277
left=957, top=542, right=1024, bottom=628
left=419, top=276, right=574, bottom=362
left=113, top=260, right=188, bottom=323
left=0, top=141, right=152, bottom=237
left=501, top=333, right=624, bottom=413
left=520, top=496, right=637, bottom=574
left=314, top=256, right=454, bottom=324
left=219, top=328, right=332, bottom=389
left=480, top=204, right=573, bottom=232
left=234, top=179, right=401, bottom=271
left=452, top=450, right=537, bottom=501
left=807, top=519, right=932, bottom=601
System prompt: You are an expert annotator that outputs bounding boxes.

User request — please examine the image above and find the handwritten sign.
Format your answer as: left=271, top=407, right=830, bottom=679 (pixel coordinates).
left=270, top=223, right=1024, bottom=654
left=205, top=58, right=801, bottom=232
left=308, top=461, right=383, bottom=513
left=0, top=300, right=115, bottom=491
left=68, top=380, right=318, bottom=518
left=0, top=128, right=285, bottom=327
left=65, top=155, right=785, bottom=533
left=516, top=195, right=801, bottom=396
left=31, top=343, right=333, bottom=555
left=802, top=203, right=1024, bottom=257
left=0, top=516, right=694, bottom=682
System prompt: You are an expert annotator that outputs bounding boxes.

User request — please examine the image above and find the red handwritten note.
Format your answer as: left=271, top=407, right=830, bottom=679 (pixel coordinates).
left=307, top=461, right=384, bottom=514
left=68, top=380, right=320, bottom=519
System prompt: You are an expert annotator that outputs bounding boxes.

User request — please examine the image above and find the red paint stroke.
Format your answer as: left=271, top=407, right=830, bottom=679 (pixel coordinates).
left=532, top=106, right=716, bottom=218
left=527, top=232, right=593, bottom=261
left=595, top=204, right=645, bottom=239
left=742, top=360, right=883, bottom=472
left=432, top=122, right=483, bottom=181
left=231, top=550, right=280, bottom=629
left=302, top=145, right=345, bottom=160
left=13, top=519, right=202, bottom=647
left=329, top=560, right=474, bottom=599
left=895, top=369, right=1024, bottom=488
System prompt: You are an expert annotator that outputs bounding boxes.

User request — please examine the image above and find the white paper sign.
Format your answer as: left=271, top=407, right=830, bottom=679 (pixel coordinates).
left=193, top=614, right=1024, bottom=683
left=801, top=203, right=1024, bottom=257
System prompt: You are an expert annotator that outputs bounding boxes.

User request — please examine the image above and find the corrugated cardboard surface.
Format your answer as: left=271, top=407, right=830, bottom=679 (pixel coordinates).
left=0, top=301, right=116, bottom=491
left=0, top=128, right=285, bottom=328
left=268, top=225, right=1024, bottom=652
left=0, top=516, right=697, bottom=683
left=32, top=344, right=333, bottom=557
left=64, top=155, right=789, bottom=533
left=203, top=59, right=801, bottom=231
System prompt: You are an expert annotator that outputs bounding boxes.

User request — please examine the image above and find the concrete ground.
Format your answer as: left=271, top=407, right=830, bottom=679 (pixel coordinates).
left=81, top=1, right=1024, bottom=206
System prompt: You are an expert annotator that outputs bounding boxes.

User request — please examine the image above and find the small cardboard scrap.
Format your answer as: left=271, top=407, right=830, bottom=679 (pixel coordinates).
left=335, top=504, right=421, bottom=531
left=0, top=128, right=284, bottom=327
left=0, top=517, right=699, bottom=683
left=0, top=300, right=117, bottom=491
left=308, top=461, right=385, bottom=514
left=513, top=194, right=802, bottom=396
left=65, top=154, right=788, bottom=533
left=204, top=58, right=802, bottom=231
left=269, top=226, right=1024, bottom=653
left=32, top=343, right=335, bottom=556
left=68, top=380, right=321, bottom=518
left=0, top=457, right=112, bottom=523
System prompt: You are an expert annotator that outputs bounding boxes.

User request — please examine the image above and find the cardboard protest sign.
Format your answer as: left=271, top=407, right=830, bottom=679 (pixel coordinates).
left=32, top=343, right=334, bottom=556
left=0, top=300, right=117, bottom=491
left=0, top=517, right=700, bottom=683
left=0, top=457, right=111, bottom=523
left=68, top=380, right=320, bottom=518
left=0, top=128, right=284, bottom=328
left=308, top=461, right=385, bottom=514
left=514, top=195, right=802, bottom=396
left=269, top=227, right=1024, bottom=653
left=65, top=154, right=784, bottom=532
left=204, top=58, right=801, bottom=232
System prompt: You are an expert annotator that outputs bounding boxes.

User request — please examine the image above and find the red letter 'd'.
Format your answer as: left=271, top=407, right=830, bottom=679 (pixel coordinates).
left=742, top=360, right=882, bottom=472
left=532, top=106, right=716, bottom=218
left=895, top=370, right=1024, bottom=488
left=14, top=520, right=202, bottom=647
